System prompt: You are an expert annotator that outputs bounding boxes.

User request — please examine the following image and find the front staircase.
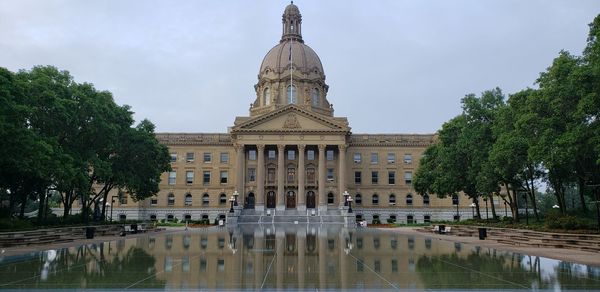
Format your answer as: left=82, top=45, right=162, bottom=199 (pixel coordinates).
left=237, top=209, right=349, bottom=225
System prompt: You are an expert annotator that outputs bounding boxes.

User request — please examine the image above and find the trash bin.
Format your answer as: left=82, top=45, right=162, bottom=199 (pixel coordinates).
left=438, top=224, right=445, bottom=234
left=478, top=227, right=487, bottom=240
left=85, top=227, right=96, bottom=239
left=131, top=223, right=138, bottom=234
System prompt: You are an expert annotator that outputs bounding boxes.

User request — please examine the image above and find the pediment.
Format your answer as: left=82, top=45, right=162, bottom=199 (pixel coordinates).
left=232, top=105, right=349, bottom=133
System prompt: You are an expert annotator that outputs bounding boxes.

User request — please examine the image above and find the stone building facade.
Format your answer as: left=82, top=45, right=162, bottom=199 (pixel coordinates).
left=109, top=3, right=475, bottom=223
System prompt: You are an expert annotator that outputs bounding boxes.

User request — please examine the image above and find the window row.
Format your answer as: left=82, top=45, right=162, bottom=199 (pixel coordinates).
left=247, top=149, right=335, bottom=161
left=353, top=153, right=413, bottom=165
left=170, top=152, right=229, bottom=164
left=354, top=171, right=412, bottom=185
left=353, top=193, right=460, bottom=206
left=167, top=170, right=228, bottom=185
left=155, top=193, right=232, bottom=206
left=262, top=86, right=321, bottom=107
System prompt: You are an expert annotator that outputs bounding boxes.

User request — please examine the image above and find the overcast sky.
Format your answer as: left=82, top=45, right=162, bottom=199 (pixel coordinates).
left=1, top=0, right=599, bottom=134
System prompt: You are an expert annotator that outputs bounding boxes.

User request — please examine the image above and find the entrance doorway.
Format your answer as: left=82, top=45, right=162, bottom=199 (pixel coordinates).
left=266, top=191, right=276, bottom=209
left=246, top=192, right=255, bottom=209
left=286, top=191, right=296, bottom=209
left=306, top=191, right=316, bottom=209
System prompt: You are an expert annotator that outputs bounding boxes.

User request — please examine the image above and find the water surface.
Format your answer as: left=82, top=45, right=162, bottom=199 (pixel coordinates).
left=0, top=225, right=599, bottom=291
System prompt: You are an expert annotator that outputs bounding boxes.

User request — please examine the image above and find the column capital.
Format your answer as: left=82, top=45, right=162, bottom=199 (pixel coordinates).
left=298, top=144, right=306, bottom=151
left=257, top=144, right=265, bottom=151
left=318, top=144, right=326, bottom=152
left=277, top=144, right=285, bottom=151
left=338, top=144, right=347, bottom=151
left=234, top=143, right=244, bottom=151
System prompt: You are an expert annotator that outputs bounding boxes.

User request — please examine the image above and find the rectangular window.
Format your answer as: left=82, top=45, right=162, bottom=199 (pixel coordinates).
left=306, top=168, right=315, bottom=183
left=248, top=168, right=256, bottom=182
left=151, top=198, right=158, bottom=205
left=326, top=150, right=334, bottom=161
left=186, top=170, right=194, bottom=185
left=387, top=153, right=395, bottom=164
left=354, top=171, right=362, bottom=184
left=203, top=171, right=211, bottom=185
left=220, top=152, right=229, bottom=163
left=119, top=195, right=127, bottom=205
left=327, top=168, right=334, bottom=182
left=287, top=150, right=295, bottom=160
left=170, top=153, right=177, bottom=163
left=287, top=167, right=296, bottom=183
left=168, top=171, right=176, bottom=185
left=267, top=168, right=276, bottom=183
left=404, top=153, right=413, bottom=164
left=353, top=153, right=361, bottom=163
left=248, top=150, right=257, bottom=161
left=404, top=171, right=413, bottom=185
left=307, top=150, right=315, bottom=160
left=203, top=152, right=212, bottom=163
left=186, top=152, right=194, bottom=163
left=388, top=171, right=395, bottom=185
left=220, top=171, right=228, bottom=184
left=268, top=150, right=276, bottom=160
left=371, top=153, right=378, bottom=164
left=371, top=171, right=378, bottom=184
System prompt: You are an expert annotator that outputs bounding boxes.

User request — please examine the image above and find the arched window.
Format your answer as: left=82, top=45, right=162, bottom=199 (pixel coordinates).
left=202, top=193, right=210, bottom=205
left=287, top=85, right=297, bottom=104
left=167, top=193, right=175, bottom=206
left=167, top=214, right=174, bottom=222
left=263, top=88, right=270, bottom=105
left=327, top=192, right=334, bottom=204
left=406, top=194, right=413, bottom=206
left=372, top=194, right=379, bottom=205
left=452, top=194, right=459, bottom=205
left=184, top=193, right=192, bottom=206
left=423, top=194, right=430, bottom=205
left=389, top=194, right=396, bottom=205
left=311, top=88, right=320, bottom=106
left=355, top=193, right=362, bottom=205
left=219, top=193, right=227, bottom=205
left=150, top=214, right=157, bottom=221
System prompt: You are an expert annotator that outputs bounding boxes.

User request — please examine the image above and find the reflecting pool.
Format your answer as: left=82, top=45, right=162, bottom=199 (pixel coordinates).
left=1, top=225, right=599, bottom=290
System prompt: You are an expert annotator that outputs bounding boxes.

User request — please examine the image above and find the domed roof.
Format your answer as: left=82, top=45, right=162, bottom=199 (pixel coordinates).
left=284, top=2, right=299, bottom=14
left=259, top=40, right=324, bottom=75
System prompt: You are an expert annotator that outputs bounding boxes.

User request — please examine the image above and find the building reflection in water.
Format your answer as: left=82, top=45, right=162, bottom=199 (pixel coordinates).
left=0, top=225, right=599, bottom=290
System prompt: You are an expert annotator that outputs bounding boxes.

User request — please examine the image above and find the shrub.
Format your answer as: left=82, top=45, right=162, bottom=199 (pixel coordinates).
left=544, top=210, right=595, bottom=230
left=372, top=218, right=381, bottom=225
left=387, top=218, right=396, bottom=224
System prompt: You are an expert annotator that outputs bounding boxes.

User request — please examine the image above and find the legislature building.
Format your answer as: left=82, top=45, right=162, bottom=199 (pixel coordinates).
left=110, top=3, right=471, bottom=224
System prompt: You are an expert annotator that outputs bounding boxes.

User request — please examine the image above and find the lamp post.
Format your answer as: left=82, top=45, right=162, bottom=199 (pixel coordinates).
left=470, top=203, right=476, bottom=219
left=343, top=190, right=349, bottom=207
left=105, top=202, right=110, bottom=221
left=233, top=190, right=239, bottom=207
left=455, top=201, right=460, bottom=222
left=521, top=192, right=529, bottom=225
left=483, top=197, right=489, bottom=220
left=347, top=196, right=353, bottom=213
left=110, top=195, right=118, bottom=222
left=552, top=204, right=560, bottom=209
left=503, top=201, right=508, bottom=217
left=229, top=196, right=235, bottom=213
left=584, top=180, right=600, bottom=233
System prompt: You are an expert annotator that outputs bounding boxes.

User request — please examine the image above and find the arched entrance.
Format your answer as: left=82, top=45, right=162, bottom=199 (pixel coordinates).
left=266, top=191, right=276, bottom=209
left=286, top=191, right=296, bottom=209
left=245, top=192, right=255, bottom=209
left=306, top=191, right=316, bottom=209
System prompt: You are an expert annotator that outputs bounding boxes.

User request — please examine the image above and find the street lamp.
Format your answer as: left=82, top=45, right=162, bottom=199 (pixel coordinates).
left=229, top=196, right=235, bottom=213
left=110, top=195, right=118, bottom=222
left=343, top=190, right=349, bottom=207
left=470, top=203, right=476, bottom=219
left=552, top=204, right=560, bottom=209
left=483, top=196, right=489, bottom=220
left=233, top=190, right=239, bottom=207
left=503, top=201, right=508, bottom=217
left=347, top=196, right=353, bottom=213
left=105, top=202, right=110, bottom=221
left=455, top=200, right=460, bottom=222
left=521, top=192, right=529, bottom=225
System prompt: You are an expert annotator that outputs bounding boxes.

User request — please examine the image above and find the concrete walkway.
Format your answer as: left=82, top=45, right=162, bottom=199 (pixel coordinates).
left=385, top=227, right=600, bottom=266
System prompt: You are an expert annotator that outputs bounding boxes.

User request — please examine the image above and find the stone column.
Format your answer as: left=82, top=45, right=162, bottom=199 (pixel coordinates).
left=297, top=144, right=306, bottom=211
left=235, top=144, right=245, bottom=206
left=277, top=144, right=285, bottom=210
left=338, top=144, right=347, bottom=207
left=318, top=144, right=326, bottom=209
left=256, top=144, right=265, bottom=211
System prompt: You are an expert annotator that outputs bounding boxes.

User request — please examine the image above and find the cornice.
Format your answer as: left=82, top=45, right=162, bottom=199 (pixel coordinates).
left=156, top=133, right=233, bottom=146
